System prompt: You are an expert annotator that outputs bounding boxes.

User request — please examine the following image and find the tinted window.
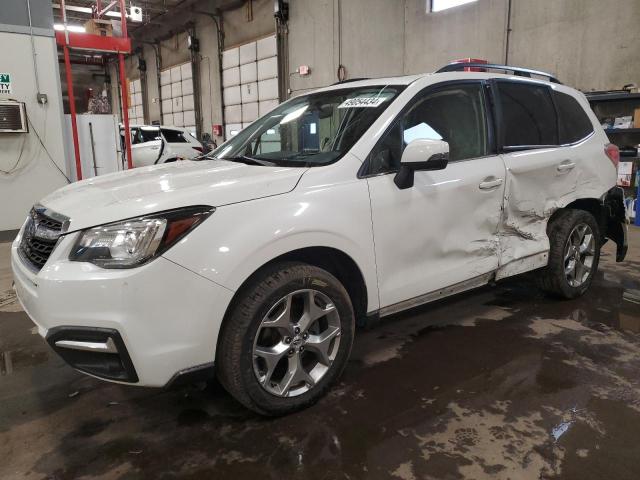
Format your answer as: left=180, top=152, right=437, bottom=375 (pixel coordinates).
left=162, top=129, right=188, bottom=143
left=139, top=127, right=161, bottom=143
left=367, top=84, right=488, bottom=174
left=497, top=82, right=558, bottom=147
left=553, top=91, right=593, bottom=144
left=129, top=128, right=141, bottom=145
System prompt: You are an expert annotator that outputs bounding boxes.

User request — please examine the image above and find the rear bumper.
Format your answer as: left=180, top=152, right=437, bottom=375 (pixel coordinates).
left=11, top=231, right=235, bottom=387
left=604, top=186, right=628, bottom=262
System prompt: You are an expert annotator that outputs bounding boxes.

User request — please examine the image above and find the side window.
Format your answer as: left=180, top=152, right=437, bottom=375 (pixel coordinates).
left=367, top=83, right=488, bottom=175
left=497, top=82, right=558, bottom=147
left=129, top=128, right=142, bottom=145
left=553, top=91, right=594, bottom=144
left=139, top=128, right=161, bottom=143
left=161, top=129, right=188, bottom=143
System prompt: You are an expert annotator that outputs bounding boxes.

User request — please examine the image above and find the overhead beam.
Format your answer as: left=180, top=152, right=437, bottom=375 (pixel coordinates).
left=130, top=0, right=244, bottom=41
left=55, top=30, right=132, bottom=53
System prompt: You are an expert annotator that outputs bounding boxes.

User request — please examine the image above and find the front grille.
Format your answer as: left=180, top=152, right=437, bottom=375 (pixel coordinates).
left=19, top=207, right=67, bottom=271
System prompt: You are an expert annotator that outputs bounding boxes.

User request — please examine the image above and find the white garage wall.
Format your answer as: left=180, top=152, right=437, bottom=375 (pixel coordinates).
left=222, top=34, right=279, bottom=139
left=160, top=62, right=196, bottom=134
left=128, top=78, right=144, bottom=125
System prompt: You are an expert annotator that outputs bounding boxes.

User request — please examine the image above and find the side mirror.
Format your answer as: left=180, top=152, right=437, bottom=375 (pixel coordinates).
left=394, top=139, right=449, bottom=190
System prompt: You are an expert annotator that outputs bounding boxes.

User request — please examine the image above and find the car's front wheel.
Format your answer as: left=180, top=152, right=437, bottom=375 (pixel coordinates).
left=216, top=262, right=355, bottom=415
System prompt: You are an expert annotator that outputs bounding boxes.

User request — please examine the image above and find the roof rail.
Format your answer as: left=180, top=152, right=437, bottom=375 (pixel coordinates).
left=331, top=77, right=370, bottom=86
left=436, top=63, right=562, bottom=84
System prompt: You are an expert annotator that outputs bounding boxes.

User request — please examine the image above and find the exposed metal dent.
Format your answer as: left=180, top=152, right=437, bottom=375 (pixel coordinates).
left=500, top=222, right=537, bottom=241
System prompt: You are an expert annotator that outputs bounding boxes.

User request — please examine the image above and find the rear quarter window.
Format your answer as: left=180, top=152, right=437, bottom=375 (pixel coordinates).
left=161, top=129, right=189, bottom=143
left=552, top=91, right=594, bottom=144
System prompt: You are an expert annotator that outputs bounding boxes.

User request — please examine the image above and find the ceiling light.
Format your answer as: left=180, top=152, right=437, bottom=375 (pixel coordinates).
left=54, top=24, right=86, bottom=33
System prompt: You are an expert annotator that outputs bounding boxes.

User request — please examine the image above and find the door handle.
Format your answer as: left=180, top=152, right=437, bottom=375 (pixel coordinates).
left=479, top=177, right=504, bottom=190
left=557, top=160, right=576, bottom=172
left=149, top=146, right=160, bottom=150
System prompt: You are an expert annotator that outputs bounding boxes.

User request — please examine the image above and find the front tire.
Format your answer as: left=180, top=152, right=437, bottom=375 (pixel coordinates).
left=216, top=262, right=355, bottom=416
left=537, top=209, right=601, bottom=299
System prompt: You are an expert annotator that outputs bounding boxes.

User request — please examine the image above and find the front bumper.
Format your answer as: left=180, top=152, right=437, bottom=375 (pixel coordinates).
left=11, top=231, right=235, bottom=387
left=46, top=326, right=139, bottom=382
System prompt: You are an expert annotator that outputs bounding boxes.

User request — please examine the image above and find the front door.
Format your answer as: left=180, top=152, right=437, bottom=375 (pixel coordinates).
left=365, top=82, right=506, bottom=310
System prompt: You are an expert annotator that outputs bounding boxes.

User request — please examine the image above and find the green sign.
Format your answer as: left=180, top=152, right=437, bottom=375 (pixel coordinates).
left=0, top=73, right=11, bottom=94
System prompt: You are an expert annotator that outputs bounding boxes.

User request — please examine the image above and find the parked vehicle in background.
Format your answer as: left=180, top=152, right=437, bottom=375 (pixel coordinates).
left=13, top=63, right=628, bottom=416
left=121, top=125, right=204, bottom=167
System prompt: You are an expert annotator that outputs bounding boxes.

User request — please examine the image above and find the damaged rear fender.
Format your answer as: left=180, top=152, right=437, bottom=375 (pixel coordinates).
left=550, top=188, right=628, bottom=262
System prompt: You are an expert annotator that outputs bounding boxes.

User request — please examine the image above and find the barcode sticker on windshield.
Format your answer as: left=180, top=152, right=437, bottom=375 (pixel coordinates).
left=338, top=97, right=386, bottom=109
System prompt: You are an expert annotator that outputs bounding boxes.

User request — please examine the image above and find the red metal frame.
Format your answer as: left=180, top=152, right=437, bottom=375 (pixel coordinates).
left=58, top=0, right=134, bottom=180
left=55, top=31, right=131, bottom=53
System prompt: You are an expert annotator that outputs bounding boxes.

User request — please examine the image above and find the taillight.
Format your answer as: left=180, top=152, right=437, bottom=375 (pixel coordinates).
left=605, top=143, right=620, bottom=168
left=192, top=146, right=204, bottom=153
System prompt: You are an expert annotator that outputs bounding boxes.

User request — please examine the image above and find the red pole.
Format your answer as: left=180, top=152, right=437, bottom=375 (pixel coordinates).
left=119, top=53, right=134, bottom=170
left=119, top=0, right=128, bottom=38
left=60, top=0, right=82, bottom=180
left=118, top=0, right=133, bottom=169
left=64, top=46, right=82, bottom=180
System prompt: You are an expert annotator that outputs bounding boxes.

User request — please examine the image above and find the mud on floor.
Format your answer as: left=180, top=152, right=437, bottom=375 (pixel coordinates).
left=1, top=230, right=640, bottom=480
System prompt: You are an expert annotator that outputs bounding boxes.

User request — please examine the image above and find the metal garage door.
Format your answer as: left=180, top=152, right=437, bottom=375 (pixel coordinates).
left=128, top=78, right=144, bottom=125
left=159, top=62, right=196, bottom=133
left=222, top=34, right=279, bottom=139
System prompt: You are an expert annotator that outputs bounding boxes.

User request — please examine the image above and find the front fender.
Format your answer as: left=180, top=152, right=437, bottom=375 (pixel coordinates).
left=162, top=179, right=380, bottom=312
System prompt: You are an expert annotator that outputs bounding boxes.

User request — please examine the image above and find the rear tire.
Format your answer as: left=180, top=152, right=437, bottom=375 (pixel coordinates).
left=216, top=262, right=355, bottom=416
left=537, top=209, right=601, bottom=299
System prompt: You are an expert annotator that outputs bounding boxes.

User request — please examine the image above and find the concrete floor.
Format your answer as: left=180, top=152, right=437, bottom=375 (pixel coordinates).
left=1, top=228, right=639, bottom=480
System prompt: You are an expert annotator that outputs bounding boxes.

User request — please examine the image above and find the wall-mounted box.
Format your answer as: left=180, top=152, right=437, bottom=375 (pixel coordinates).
left=84, top=19, right=114, bottom=37
left=0, top=100, right=28, bottom=133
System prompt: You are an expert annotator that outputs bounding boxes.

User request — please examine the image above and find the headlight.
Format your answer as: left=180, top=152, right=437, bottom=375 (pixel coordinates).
left=69, top=206, right=214, bottom=268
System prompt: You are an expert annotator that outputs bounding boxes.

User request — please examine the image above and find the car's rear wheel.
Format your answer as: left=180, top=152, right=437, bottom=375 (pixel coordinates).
left=537, top=209, right=601, bottom=299
left=216, top=262, right=355, bottom=416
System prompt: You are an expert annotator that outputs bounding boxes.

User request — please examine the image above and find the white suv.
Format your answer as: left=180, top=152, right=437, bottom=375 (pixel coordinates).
left=122, top=125, right=204, bottom=167
left=12, top=64, right=628, bottom=415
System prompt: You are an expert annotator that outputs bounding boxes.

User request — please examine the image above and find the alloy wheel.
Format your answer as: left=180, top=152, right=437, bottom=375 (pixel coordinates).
left=564, top=223, right=595, bottom=288
left=252, top=289, right=341, bottom=397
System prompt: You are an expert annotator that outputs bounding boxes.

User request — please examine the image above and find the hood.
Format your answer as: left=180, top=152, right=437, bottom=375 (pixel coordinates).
left=40, top=160, right=306, bottom=231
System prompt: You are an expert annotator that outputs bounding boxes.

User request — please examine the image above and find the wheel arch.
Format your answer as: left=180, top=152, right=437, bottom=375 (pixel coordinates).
left=549, top=197, right=606, bottom=238
left=222, top=246, right=369, bottom=330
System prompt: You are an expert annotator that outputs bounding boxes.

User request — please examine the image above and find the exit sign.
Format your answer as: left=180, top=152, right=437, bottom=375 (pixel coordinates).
left=0, top=73, right=11, bottom=94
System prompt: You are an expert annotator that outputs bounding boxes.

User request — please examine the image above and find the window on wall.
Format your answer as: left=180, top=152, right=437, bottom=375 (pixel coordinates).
left=429, top=0, right=478, bottom=12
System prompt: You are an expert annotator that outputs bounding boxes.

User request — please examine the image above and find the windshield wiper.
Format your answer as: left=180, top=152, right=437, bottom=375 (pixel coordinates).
left=219, top=155, right=276, bottom=166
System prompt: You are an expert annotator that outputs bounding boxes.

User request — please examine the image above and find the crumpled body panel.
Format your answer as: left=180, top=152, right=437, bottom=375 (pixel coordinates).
left=496, top=136, right=616, bottom=279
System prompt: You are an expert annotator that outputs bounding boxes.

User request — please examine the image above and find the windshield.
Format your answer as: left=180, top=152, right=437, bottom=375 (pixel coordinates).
left=209, top=85, right=404, bottom=167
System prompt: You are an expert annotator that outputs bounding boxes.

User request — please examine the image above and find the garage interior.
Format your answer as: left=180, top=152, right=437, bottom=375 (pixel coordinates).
left=1, top=0, right=640, bottom=478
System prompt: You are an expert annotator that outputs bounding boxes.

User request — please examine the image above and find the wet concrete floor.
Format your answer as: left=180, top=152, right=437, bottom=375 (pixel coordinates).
left=1, top=228, right=639, bottom=480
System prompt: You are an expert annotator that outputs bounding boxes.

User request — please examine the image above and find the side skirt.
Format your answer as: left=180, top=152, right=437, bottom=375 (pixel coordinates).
left=376, top=272, right=495, bottom=319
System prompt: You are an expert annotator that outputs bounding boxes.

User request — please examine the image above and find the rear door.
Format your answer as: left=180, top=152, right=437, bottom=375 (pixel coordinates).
left=131, top=127, right=162, bottom=167
left=161, top=128, right=194, bottom=160
left=493, top=80, right=594, bottom=278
